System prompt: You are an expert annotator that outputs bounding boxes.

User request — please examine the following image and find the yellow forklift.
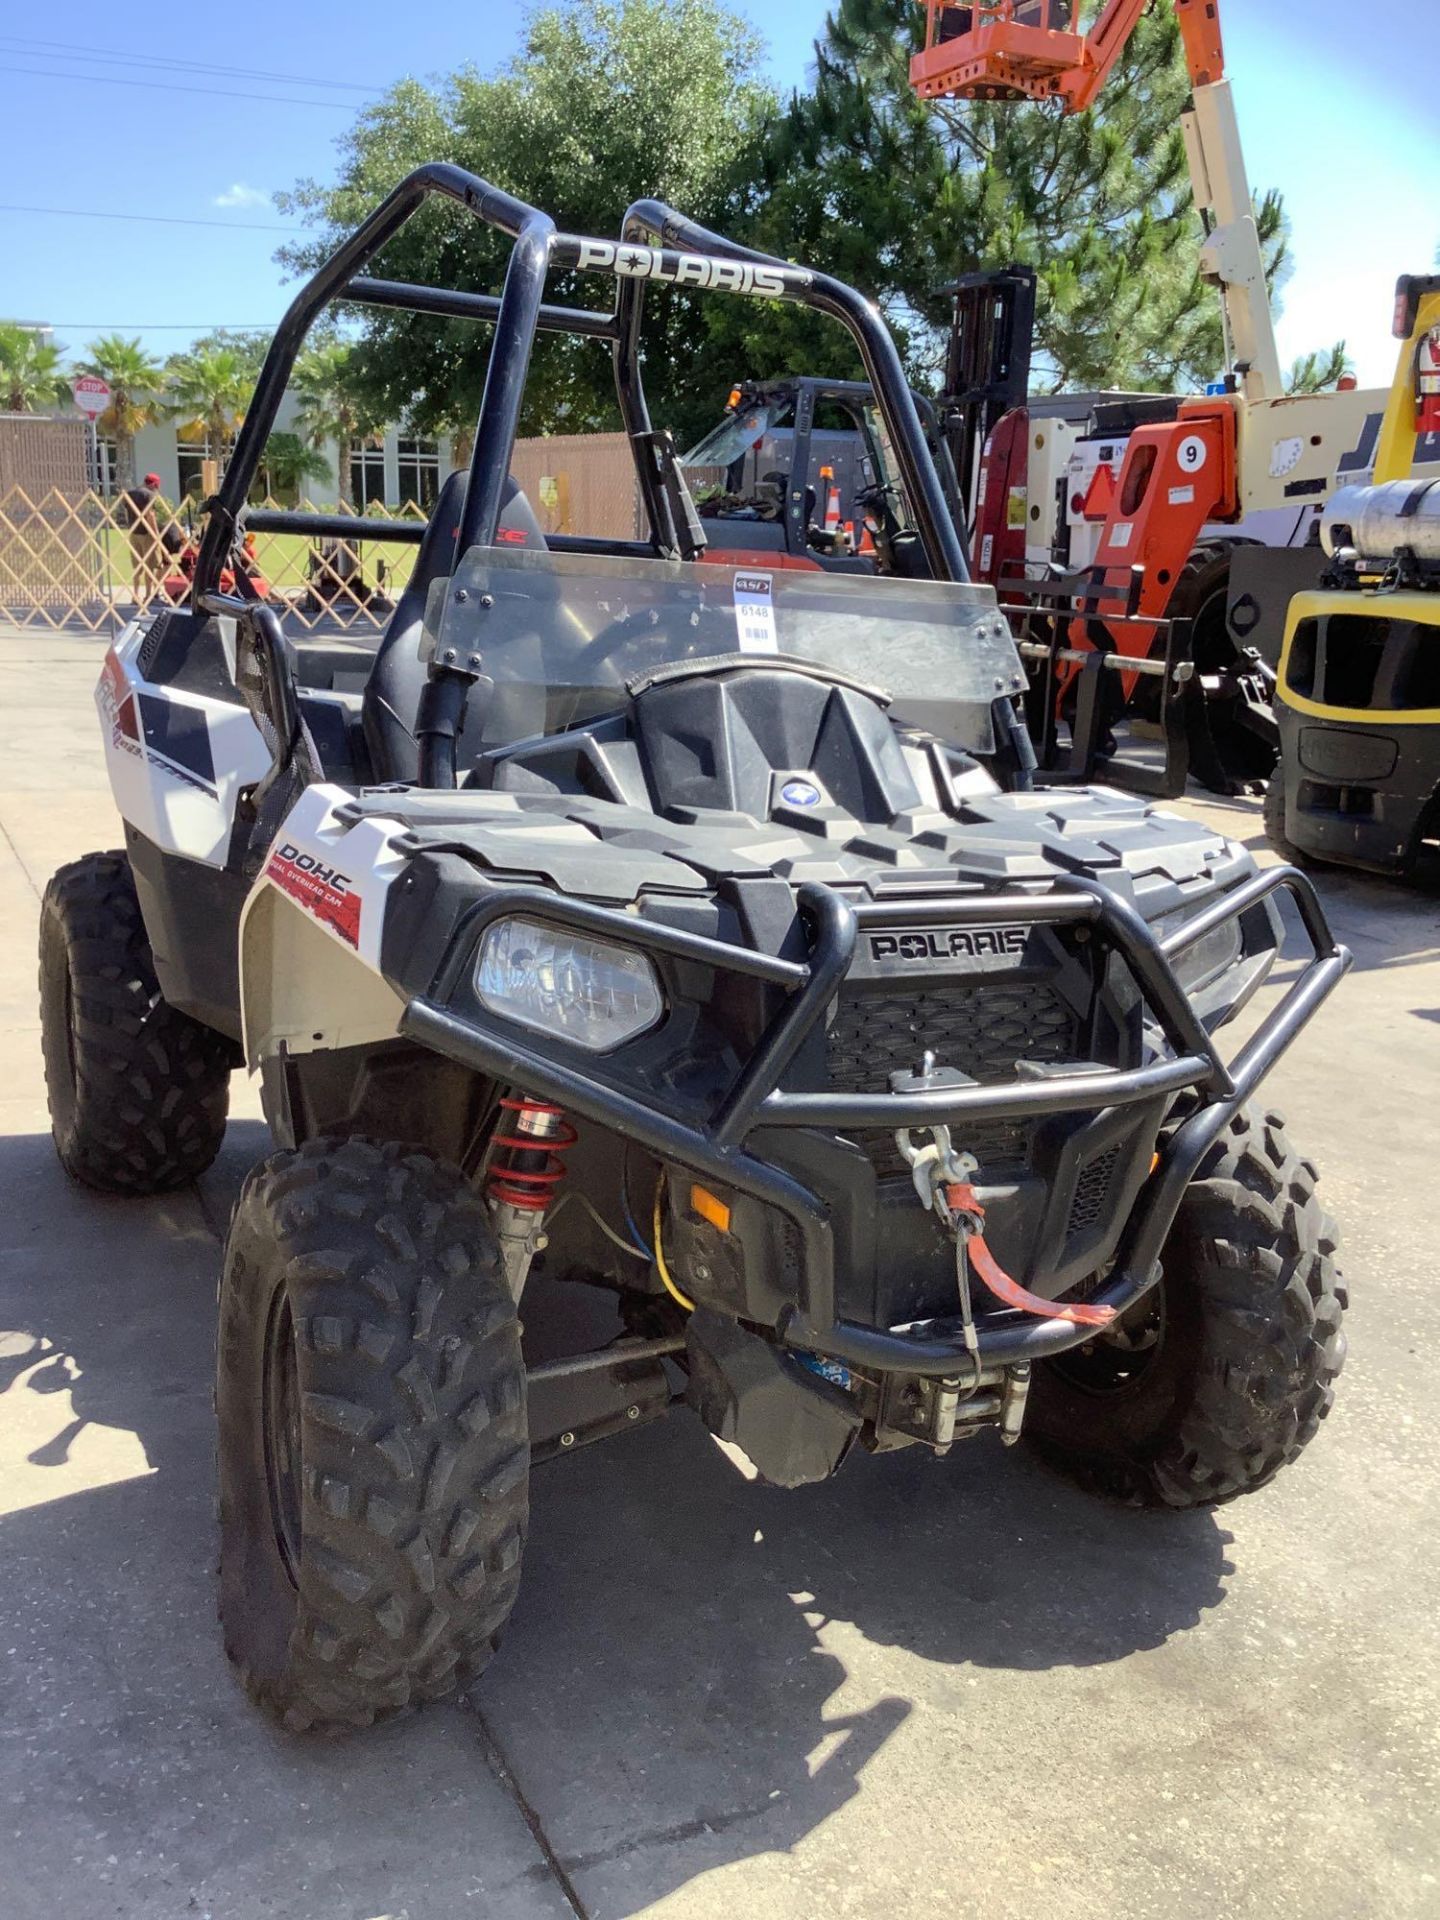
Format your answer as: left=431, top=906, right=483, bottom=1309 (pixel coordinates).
left=1265, top=274, right=1440, bottom=876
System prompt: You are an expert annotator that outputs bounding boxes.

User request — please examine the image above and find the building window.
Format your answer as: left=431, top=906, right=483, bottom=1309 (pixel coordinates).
left=351, top=437, right=386, bottom=507
left=397, top=436, right=440, bottom=510
left=176, top=432, right=231, bottom=500
left=90, top=436, right=118, bottom=496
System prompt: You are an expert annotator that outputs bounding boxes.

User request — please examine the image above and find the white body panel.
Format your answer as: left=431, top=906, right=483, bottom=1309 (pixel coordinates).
left=98, top=614, right=271, bottom=868
left=99, top=620, right=415, bottom=1064
left=238, top=785, right=412, bottom=1066
left=245, top=782, right=409, bottom=973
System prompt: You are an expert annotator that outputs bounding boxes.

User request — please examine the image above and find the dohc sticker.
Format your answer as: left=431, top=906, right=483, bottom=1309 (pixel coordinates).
left=733, top=572, right=778, bottom=653
left=265, top=842, right=361, bottom=949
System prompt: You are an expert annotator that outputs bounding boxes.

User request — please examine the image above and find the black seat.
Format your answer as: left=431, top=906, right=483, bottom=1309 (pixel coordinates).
left=361, top=470, right=548, bottom=783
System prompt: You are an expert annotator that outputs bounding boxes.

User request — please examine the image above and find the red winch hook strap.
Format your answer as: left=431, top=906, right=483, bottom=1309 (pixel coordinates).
left=944, top=1183, right=1118, bottom=1328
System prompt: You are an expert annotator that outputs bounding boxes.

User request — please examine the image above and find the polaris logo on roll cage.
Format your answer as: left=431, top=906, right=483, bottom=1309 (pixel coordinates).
left=869, top=926, right=1029, bottom=964
left=573, top=239, right=808, bottom=300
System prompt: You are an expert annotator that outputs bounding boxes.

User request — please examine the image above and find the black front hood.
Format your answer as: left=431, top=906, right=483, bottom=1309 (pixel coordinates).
left=346, top=663, right=1251, bottom=921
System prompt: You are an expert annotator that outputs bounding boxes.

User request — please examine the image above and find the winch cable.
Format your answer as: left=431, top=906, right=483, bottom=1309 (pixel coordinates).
left=945, top=1182, right=1118, bottom=1328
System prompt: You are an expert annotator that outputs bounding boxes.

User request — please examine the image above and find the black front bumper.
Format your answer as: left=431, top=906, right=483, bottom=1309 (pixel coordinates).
left=400, top=866, right=1350, bottom=1375
left=1277, top=708, right=1440, bottom=873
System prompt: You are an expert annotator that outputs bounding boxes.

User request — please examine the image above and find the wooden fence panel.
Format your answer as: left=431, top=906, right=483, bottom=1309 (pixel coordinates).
left=509, top=432, right=642, bottom=541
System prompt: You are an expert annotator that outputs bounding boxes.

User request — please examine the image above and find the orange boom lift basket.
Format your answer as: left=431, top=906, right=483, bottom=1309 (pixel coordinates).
left=910, top=0, right=1225, bottom=110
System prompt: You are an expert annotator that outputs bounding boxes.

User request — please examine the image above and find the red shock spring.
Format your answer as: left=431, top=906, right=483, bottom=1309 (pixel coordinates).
left=485, top=1096, right=577, bottom=1211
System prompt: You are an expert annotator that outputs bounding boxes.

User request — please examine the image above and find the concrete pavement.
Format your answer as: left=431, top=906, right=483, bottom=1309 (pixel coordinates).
left=1, top=623, right=1437, bottom=1920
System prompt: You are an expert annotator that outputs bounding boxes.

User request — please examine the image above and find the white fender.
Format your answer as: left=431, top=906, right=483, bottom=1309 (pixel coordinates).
left=239, top=784, right=411, bottom=1067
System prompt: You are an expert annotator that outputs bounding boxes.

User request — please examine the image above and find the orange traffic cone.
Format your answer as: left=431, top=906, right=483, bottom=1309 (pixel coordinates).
left=820, top=465, right=842, bottom=535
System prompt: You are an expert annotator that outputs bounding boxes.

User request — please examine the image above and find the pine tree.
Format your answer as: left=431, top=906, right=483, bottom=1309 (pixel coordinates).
left=279, top=0, right=1336, bottom=447
left=732, top=0, right=1290, bottom=397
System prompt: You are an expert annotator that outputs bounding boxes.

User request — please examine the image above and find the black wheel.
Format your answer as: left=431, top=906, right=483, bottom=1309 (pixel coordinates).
left=1026, top=1107, right=1346, bottom=1510
left=1263, top=773, right=1324, bottom=869
left=1171, top=543, right=1279, bottom=794
left=217, top=1136, right=528, bottom=1733
left=38, top=849, right=232, bottom=1194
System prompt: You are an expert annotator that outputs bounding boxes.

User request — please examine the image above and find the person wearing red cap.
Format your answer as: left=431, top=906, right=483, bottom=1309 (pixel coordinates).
left=120, top=470, right=168, bottom=607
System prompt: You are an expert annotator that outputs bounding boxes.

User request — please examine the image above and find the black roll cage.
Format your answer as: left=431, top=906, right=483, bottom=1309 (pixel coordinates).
left=194, top=163, right=971, bottom=599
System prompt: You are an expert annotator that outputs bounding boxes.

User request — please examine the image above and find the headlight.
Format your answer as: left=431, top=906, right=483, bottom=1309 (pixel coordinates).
left=475, top=916, right=664, bottom=1051
left=1155, top=905, right=1243, bottom=993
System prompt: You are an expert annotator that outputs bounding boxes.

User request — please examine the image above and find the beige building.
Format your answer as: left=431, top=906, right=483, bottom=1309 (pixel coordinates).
left=94, top=397, right=456, bottom=512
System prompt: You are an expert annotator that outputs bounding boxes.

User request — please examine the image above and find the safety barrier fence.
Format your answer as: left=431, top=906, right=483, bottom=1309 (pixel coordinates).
left=0, top=433, right=642, bottom=636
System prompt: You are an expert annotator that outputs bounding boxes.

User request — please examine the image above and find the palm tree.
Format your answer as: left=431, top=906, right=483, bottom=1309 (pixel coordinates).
left=0, top=323, right=69, bottom=412
left=164, top=344, right=252, bottom=476
left=258, top=430, right=331, bottom=505
left=75, top=335, right=165, bottom=489
left=293, top=343, right=376, bottom=509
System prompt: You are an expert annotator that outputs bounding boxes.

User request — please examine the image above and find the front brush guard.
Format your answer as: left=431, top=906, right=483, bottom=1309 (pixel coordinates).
left=401, top=865, right=1350, bottom=1376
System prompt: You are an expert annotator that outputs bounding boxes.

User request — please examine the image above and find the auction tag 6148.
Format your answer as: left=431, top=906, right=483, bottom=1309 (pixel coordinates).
left=733, top=571, right=778, bottom=653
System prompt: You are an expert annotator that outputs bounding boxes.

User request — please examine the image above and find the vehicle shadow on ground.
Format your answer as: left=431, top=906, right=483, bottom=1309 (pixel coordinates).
left=488, top=1402, right=1231, bottom=1912
left=0, top=1117, right=1235, bottom=1918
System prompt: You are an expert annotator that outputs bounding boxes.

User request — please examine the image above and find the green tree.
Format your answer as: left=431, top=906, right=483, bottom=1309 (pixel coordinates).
left=291, top=342, right=379, bottom=508
left=75, top=335, right=165, bottom=488
left=186, top=329, right=272, bottom=385
left=1285, top=343, right=1353, bottom=395
left=0, top=323, right=69, bottom=413
left=165, top=344, right=252, bottom=461
left=278, top=0, right=775, bottom=446
left=258, top=429, right=332, bottom=504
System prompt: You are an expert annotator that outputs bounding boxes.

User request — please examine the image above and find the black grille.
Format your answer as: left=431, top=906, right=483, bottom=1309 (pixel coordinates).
left=1067, top=1143, right=1120, bottom=1233
left=825, top=982, right=1077, bottom=1178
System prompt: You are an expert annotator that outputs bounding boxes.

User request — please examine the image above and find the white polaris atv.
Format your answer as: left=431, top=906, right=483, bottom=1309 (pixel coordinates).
left=39, top=168, right=1351, bottom=1733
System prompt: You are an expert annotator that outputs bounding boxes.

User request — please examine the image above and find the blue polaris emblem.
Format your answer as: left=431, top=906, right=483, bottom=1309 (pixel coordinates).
left=780, top=778, right=821, bottom=809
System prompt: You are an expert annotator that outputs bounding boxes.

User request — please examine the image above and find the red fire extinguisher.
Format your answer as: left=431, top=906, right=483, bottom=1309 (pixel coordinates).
left=1417, top=326, right=1440, bottom=437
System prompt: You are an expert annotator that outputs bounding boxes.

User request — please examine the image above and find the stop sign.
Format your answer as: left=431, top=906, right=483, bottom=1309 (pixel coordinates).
left=71, top=374, right=111, bottom=419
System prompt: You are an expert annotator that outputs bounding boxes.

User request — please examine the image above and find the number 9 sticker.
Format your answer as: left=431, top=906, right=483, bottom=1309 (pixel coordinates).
left=1177, top=434, right=1208, bottom=474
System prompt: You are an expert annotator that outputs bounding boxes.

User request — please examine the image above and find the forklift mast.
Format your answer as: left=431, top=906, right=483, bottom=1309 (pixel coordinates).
left=941, top=263, right=1037, bottom=521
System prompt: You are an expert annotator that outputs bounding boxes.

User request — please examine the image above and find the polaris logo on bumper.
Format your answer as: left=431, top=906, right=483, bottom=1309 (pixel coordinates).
left=866, top=924, right=1029, bottom=970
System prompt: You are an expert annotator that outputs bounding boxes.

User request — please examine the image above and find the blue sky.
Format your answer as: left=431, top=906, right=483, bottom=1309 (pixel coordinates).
left=1, top=0, right=1434, bottom=388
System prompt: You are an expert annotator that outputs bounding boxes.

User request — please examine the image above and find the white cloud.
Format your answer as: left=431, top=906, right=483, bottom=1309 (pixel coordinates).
left=212, top=183, right=269, bottom=210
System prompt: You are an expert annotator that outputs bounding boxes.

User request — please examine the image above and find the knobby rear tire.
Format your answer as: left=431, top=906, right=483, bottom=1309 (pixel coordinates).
left=38, top=849, right=231, bottom=1194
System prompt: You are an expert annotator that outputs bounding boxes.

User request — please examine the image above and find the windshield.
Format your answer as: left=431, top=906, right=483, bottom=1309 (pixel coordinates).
left=680, top=400, right=784, bottom=474
left=423, top=546, right=1022, bottom=755
left=865, top=398, right=917, bottom=531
